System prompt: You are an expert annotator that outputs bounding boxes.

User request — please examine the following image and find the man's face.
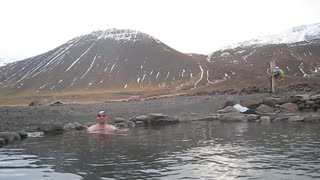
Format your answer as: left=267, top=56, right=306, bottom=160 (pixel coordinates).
left=97, top=114, right=108, bottom=124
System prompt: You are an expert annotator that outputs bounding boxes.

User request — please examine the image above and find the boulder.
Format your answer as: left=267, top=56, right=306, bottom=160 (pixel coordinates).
left=0, top=132, right=21, bottom=142
left=63, top=123, right=76, bottom=131
left=246, top=114, right=260, bottom=121
left=192, top=116, right=219, bottom=121
left=115, top=120, right=136, bottom=128
left=0, top=138, right=7, bottom=146
left=17, top=131, right=28, bottom=139
left=74, top=122, right=88, bottom=131
left=256, top=104, right=275, bottom=114
left=63, top=122, right=87, bottom=131
left=260, top=116, right=271, bottom=123
left=263, top=97, right=281, bottom=108
left=303, top=115, right=320, bottom=122
left=28, top=101, right=42, bottom=106
left=279, top=103, right=299, bottom=112
left=131, top=113, right=178, bottom=125
left=287, top=116, right=304, bottom=122
left=115, top=123, right=128, bottom=128
left=131, top=115, right=149, bottom=122
left=149, top=114, right=179, bottom=124
left=241, top=97, right=263, bottom=109
left=127, top=121, right=136, bottom=128
left=273, top=115, right=288, bottom=122
left=114, top=117, right=126, bottom=123
left=134, top=121, right=145, bottom=127
left=220, top=99, right=238, bottom=109
left=310, top=94, right=320, bottom=101
left=218, top=112, right=247, bottom=121
left=27, top=132, right=45, bottom=137
left=37, top=123, right=63, bottom=134
left=290, top=94, right=311, bottom=103
left=311, top=104, right=320, bottom=110
left=217, top=106, right=239, bottom=114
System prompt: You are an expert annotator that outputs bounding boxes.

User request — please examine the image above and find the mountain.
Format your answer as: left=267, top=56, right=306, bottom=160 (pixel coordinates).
left=203, top=23, right=320, bottom=92
left=0, top=24, right=319, bottom=104
left=224, top=23, right=320, bottom=49
left=0, top=29, right=208, bottom=98
left=0, top=57, right=19, bottom=67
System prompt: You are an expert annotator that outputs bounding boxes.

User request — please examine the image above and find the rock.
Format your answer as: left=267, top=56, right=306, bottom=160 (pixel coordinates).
left=310, top=94, right=320, bottom=101
left=246, top=114, right=260, bottom=121
left=192, top=116, right=219, bottom=121
left=63, top=123, right=76, bottom=131
left=303, top=115, right=320, bottom=122
left=148, top=113, right=165, bottom=121
left=263, top=97, right=281, bottom=108
left=115, top=120, right=136, bottom=128
left=50, top=100, right=64, bottom=106
left=74, top=122, right=88, bottom=131
left=220, top=100, right=238, bottom=109
left=256, top=104, right=275, bottom=113
left=63, top=122, right=87, bottom=131
left=218, top=112, right=247, bottom=121
left=273, top=116, right=288, bottom=122
left=115, top=123, right=128, bottom=128
left=190, top=112, right=200, bottom=116
left=0, top=132, right=21, bottom=142
left=175, top=115, right=193, bottom=122
left=217, top=106, right=239, bottom=114
left=134, top=121, right=145, bottom=127
left=149, top=115, right=179, bottom=124
left=17, top=131, right=28, bottom=139
left=0, top=138, right=7, bottom=146
left=131, top=113, right=178, bottom=125
left=297, top=102, right=305, bottom=109
left=279, top=103, right=299, bottom=113
left=260, top=116, right=271, bottom=123
left=290, top=94, right=311, bottom=103
left=241, top=97, right=263, bottom=109
left=37, top=123, right=63, bottom=134
left=114, top=117, right=126, bottom=123
left=28, top=101, right=42, bottom=106
left=301, top=109, right=315, bottom=112
left=27, top=132, right=44, bottom=137
left=306, top=100, right=315, bottom=105
left=287, top=116, right=304, bottom=122
left=131, top=115, right=149, bottom=122
left=311, top=104, right=320, bottom=110
left=127, top=121, right=136, bottom=128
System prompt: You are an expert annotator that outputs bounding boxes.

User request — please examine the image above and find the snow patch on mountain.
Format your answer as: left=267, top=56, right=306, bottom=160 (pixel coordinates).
left=225, top=23, right=320, bottom=50
left=91, top=29, right=162, bottom=43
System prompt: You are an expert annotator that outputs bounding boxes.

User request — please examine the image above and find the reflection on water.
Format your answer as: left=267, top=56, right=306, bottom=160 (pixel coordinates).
left=1, top=121, right=320, bottom=179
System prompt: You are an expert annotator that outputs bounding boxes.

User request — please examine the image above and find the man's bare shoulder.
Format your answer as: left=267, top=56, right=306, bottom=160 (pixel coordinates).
left=87, top=124, right=116, bottom=132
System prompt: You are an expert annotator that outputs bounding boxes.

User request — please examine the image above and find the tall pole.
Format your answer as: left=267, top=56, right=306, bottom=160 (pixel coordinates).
left=270, top=60, right=276, bottom=93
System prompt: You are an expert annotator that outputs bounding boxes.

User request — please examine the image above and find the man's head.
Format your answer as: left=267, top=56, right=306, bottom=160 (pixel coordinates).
left=96, top=110, right=108, bottom=124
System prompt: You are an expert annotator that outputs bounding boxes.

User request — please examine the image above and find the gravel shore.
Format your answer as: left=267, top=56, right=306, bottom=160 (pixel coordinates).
left=0, top=93, right=276, bottom=132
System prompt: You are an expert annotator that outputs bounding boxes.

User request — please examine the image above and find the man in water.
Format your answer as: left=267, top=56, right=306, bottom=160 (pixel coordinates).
left=87, top=110, right=117, bottom=132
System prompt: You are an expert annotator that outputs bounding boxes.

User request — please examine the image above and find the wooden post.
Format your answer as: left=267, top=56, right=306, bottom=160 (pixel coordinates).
left=270, top=60, right=276, bottom=93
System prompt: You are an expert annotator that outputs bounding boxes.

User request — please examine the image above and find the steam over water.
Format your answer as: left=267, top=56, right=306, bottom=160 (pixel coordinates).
left=1, top=121, right=320, bottom=179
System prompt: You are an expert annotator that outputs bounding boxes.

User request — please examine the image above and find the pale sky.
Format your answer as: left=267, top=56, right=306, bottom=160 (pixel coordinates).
left=1, top=0, right=320, bottom=60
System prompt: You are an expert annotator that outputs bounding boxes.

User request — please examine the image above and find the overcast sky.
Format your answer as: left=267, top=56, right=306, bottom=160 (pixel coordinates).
left=1, top=0, right=320, bottom=60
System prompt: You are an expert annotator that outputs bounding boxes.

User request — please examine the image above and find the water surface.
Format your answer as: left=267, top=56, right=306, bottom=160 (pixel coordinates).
left=1, top=121, right=320, bottom=179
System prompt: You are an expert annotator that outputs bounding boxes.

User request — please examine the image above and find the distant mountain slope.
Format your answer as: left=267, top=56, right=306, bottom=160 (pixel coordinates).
left=223, top=23, right=320, bottom=49
left=0, top=24, right=320, bottom=100
left=0, top=29, right=207, bottom=96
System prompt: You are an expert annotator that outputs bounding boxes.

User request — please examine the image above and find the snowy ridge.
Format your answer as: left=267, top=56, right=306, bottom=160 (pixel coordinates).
left=91, top=29, right=162, bottom=43
left=222, top=23, right=320, bottom=51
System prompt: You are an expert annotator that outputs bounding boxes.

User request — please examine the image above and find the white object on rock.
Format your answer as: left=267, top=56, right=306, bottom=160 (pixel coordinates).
left=233, top=104, right=249, bottom=113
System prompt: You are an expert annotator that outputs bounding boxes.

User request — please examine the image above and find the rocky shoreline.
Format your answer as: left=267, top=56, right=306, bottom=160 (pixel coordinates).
left=1, top=91, right=319, bottom=147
